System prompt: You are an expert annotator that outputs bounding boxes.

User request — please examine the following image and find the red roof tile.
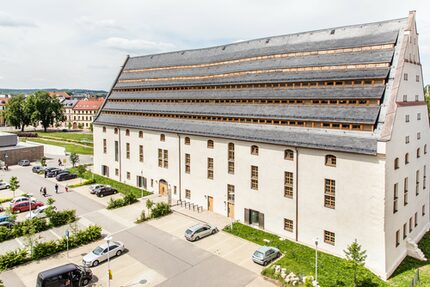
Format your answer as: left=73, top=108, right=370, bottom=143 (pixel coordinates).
left=73, top=98, right=104, bottom=110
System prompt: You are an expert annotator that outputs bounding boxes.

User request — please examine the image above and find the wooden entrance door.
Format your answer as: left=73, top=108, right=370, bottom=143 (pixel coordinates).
left=208, top=196, right=214, bottom=212
left=228, top=203, right=234, bottom=219
left=159, top=181, right=167, bottom=196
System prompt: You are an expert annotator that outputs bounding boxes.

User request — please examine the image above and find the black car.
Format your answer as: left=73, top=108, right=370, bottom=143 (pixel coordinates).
left=36, top=263, right=92, bottom=287
left=46, top=168, right=64, bottom=178
left=56, top=172, right=78, bottom=181
left=32, top=166, right=45, bottom=173
left=96, top=187, right=118, bottom=197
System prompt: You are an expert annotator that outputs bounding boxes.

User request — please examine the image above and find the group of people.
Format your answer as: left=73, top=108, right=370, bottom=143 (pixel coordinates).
left=40, top=184, right=69, bottom=197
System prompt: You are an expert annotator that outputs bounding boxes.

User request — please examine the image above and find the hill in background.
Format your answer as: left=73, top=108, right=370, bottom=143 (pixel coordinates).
left=0, top=88, right=107, bottom=96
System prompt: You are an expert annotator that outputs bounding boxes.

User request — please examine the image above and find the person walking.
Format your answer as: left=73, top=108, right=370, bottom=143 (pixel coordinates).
left=44, top=170, right=47, bottom=178
left=58, top=159, right=62, bottom=167
left=43, top=187, right=47, bottom=197
left=55, top=184, right=59, bottom=194
left=65, top=184, right=69, bottom=193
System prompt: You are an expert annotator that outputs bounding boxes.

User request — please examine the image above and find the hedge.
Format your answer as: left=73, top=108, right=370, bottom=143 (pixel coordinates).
left=107, top=192, right=138, bottom=209
left=0, top=197, right=12, bottom=204
left=0, top=225, right=102, bottom=270
left=69, top=179, right=96, bottom=188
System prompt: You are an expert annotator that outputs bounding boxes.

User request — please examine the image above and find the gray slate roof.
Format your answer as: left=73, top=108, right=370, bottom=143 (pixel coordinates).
left=96, top=114, right=377, bottom=155
left=103, top=102, right=380, bottom=124
left=109, top=86, right=385, bottom=101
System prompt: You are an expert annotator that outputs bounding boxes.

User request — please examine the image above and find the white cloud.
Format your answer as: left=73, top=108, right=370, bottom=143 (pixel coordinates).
left=0, top=11, right=36, bottom=28
left=102, top=37, right=175, bottom=54
left=75, top=16, right=123, bottom=31
left=0, top=76, right=3, bottom=80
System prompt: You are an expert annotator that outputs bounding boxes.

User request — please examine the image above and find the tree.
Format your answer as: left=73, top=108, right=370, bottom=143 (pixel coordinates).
left=146, top=199, right=154, bottom=217
left=69, top=152, right=79, bottom=167
left=76, top=165, right=86, bottom=178
left=344, top=239, right=367, bottom=287
left=32, top=91, right=64, bottom=132
left=9, top=176, right=20, bottom=197
left=4, top=95, right=33, bottom=131
left=67, top=122, right=72, bottom=130
left=40, top=156, right=47, bottom=167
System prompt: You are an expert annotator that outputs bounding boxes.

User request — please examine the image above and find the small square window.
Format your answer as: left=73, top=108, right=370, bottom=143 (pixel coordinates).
left=417, top=132, right=421, bottom=140
left=418, top=113, right=421, bottom=120
left=324, top=230, right=335, bottom=245
left=405, top=115, right=410, bottom=123
left=404, top=73, right=408, bottom=81
left=126, top=172, right=130, bottom=180
left=185, top=189, right=191, bottom=199
left=115, top=168, right=119, bottom=176
left=284, top=218, right=293, bottom=232
left=403, top=95, right=407, bottom=102
left=416, top=75, right=420, bottom=82
left=405, top=136, right=410, bottom=144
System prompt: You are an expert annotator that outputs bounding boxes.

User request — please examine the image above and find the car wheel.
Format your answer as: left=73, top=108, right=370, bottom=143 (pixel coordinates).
left=92, top=260, right=99, bottom=267
left=116, top=250, right=122, bottom=256
left=82, top=278, right=90, bottom=286
left=277, top=252, right=281, bottom=258
left=263, top=260, right=268, bottom=266
left=211, top=229, right=217, bottom=235
left=195, top=236, right=200, bottom=241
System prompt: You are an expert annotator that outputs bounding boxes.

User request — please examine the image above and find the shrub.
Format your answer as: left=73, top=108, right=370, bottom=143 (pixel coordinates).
left=107, top=198, right=125, bottom=209
left=0, top=249, right=29, bottom=271
left=16, top=132, right=38, bottom=137
left=32, top=240, right=59, bottom=260
left=12, top=218, right=50, bottom=238
left=135, top=210, right=147, bottom=223
left=150, top=202, right=171, bottom=218
left=123, top=192, right=138, bottom=205
left=0, top=197, right=12, bottom=204
left=0, top=226, right=13, bottom=242
left=46, top=209, right=76, bottom=227
left=69, top=178, right=96, bottom=188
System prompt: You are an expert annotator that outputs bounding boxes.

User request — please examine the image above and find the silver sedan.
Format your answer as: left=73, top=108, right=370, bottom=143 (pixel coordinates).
left=82, top=241, right=125, bottom=267
left=185, top=223, right=218, bottom=241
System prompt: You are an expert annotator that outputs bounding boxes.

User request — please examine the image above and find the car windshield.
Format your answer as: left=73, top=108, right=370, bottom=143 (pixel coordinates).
left=253, top=251, right=264, bottom=259
left=92, top=246, right=104, bottom=255
left=185, top=229, right=193, bottom=235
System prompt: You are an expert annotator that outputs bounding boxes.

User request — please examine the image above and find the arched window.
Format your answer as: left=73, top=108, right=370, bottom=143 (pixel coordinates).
left=207, top=140, right=214, bottom=149
left=394, top=158, right=399, bottom=170
left=405, top=153, right=409, bottom=165
left=125, top=129, right=130, bottom=136
left=139, top=131, right=143, bottom=138
left=284, top=149, right=294, bottom=160
left=417, top=148, right=421, bottom=158
left=102, top=126, right=106, bottom=133
left=185, top=137, right=191, bottom=145
left=160, top=134, right=165, bottom=141
left=114, top=128, right=118, bottom=134
left=251, top=145, right=259, bottom=155
left=325, top=155, right=336, bottom=167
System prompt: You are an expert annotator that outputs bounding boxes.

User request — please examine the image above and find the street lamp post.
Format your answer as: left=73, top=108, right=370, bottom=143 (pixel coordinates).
left=315, top=237, right=319, bottom=284
left=106, top=236, right=112, bottom=287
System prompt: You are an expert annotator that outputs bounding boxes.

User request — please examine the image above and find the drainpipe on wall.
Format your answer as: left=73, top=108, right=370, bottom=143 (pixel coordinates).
left=295, top=147, right=299, bottom=242
left=118, top=128, right=122, bottom=182
left=177, top=134, right=182, bottom=201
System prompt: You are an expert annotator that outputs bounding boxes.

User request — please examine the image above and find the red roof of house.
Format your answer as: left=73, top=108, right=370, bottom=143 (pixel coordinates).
left=49, top=91, right=71, bottom=99
left=0, top=98, right=9, bottom=106
left=73, top=98, right=104, bottom=111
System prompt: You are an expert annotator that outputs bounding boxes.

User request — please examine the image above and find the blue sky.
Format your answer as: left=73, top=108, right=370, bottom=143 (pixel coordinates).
left=0, top=0, right=428, bottom=90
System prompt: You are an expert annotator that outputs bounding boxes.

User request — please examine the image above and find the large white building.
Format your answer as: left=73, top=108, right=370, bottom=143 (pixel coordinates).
left=93, top=12, right=429, bottom=279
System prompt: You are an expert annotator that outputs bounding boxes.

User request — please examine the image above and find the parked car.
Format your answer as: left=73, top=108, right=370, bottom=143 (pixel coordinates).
left=26, top=205, right=55, bottom=219
left=89, top=184, right=111, bottom=194
left=56, top=172, right=78, bottom=181
left=95, top=187, right=118, bottom=197
left=18, top=159, right=30, bottom=166
left=46, top=168, right=64, bottom=178
left=185, top=223, right=218, bottom=241
left=82, top=241, right=125, bottom=267
left=10, top=196, right=36, bottom=205
left=11, top=200, right=44, bottom=213
left=32, top=166, right=45, bottom=173
left=0, top=215, right=12, bottom=223
left=37, top=263, right=92, bottom=287
left=0, top=181, right=9, bottom=190
left=252, top=246, right=281, bottom=266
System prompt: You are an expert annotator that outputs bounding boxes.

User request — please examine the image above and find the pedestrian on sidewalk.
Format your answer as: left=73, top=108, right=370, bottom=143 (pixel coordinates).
left=44, top=170, right=47, bottom=178
left=55, top=184, right=59, bottom=194
left=58, top=159, right=62, bottom=167
left=65, top=184, right=69, bottom=193
left=43, top=187, right=47, bottom=197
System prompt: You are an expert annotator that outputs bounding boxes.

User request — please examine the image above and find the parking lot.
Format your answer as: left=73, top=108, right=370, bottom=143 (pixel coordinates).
left=0, top=156, right=274, bottom=287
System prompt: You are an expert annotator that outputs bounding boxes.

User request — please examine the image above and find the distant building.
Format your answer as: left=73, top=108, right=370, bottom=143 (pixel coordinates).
left=71, top=98, right=104, bottom=129
left=49, top=91, right=71, bottom=101
left=0, top=98, right=9, bottom=126
left=94, top=12, right=430, bottom=279
left=61, top=99, right=79, bottom=128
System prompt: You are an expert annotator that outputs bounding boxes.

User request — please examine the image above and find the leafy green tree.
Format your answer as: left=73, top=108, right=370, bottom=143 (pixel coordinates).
left=32, top=91, right=64, bottom=132
left=4, top=95, right=32, bottom=131
left=9, top=176, right=20, bottom=198
left=76, top=165, right=86, bottom=177
left=40, top=156, right=47, bottom=167
left=69, top=152, right=79, bottom=167
left=425, top=95, right=430, bottom=119
left=344, top=239, right=367, bottom=287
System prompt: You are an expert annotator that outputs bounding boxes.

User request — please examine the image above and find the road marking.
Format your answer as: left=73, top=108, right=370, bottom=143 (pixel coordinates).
left=49, top=229, right=62, bottom=239
left=15, top=238, right=24, bottom=247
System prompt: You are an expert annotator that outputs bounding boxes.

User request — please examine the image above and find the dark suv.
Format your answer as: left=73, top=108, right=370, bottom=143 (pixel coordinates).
left=96, top=187, right=118, bottom=197
left=46, top=168, right=64, bottom=178
left=56, top=172, right=78, bottom=181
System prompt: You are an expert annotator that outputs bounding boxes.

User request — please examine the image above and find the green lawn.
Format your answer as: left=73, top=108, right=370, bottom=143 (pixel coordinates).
left=69, top=167, right=151, bottom=198
left=37, top=132, right=93, bottom=146
left=224, top=223, right=430, bottom=287
left=22, top=137, right=93, bottom=155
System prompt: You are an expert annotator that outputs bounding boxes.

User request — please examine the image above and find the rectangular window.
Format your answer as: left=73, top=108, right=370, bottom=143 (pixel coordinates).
left=228, top=143, right=235, bottom=174
left=423, top=205, right=426, bottom=216
left=396, top=230, right=400, bottom=247
left=137, top=176, right=147, bottom=189
left=126, top=172, right=130, bottom=180
left=405, top=115, right=410, bottom=123
left=227, top=184, right=235, bottom=203
left=324, top=230, right=335, bottom=245
left=416, top=170, right=420, bottom=196
left=103, top=139, right=107, bottom=154
left=251, top=166, right=258, bottom=190
left=284, top=171, right=294, bottom=198
left=174, top=186, right=177, bottom=195
left=415, top=212, right=418, bottom=227
left=405, top=136, right=410, bottom=144
left=404, top=73, right=408, bottom=81
left=207, top=158, right=214, bottom=179
left=417, top=132, right=421, bottom=140
left=418, top=113, right=421, bottom=120
left=409, top=217, right=413, bottom=232
left=393, top=183, right=398, bottom=213
left=185, top=189, right=191, bottom=199
left=416, top=75, right=420, bottom=82
left=403, top=223, right=407, bottom=239
left=114, top=141, right=119, bottom=162
left=126, top=143, right=130, bottom=159
left=158, top=148, right=162, bottom=167
left=324, top=179, right=336, bottom=209
left=163, top=150, right=168, bottom=168
left=403, top=95, right=407, bottom=102
left=185, top=153, right=191, bottom=174
left=115, top=168, right=119, bottom=176
left=139, top=145, right=143, bottom=162
left=284, top=218, right=293, bottom=232
left=404, top=177, right=408, bottom=206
